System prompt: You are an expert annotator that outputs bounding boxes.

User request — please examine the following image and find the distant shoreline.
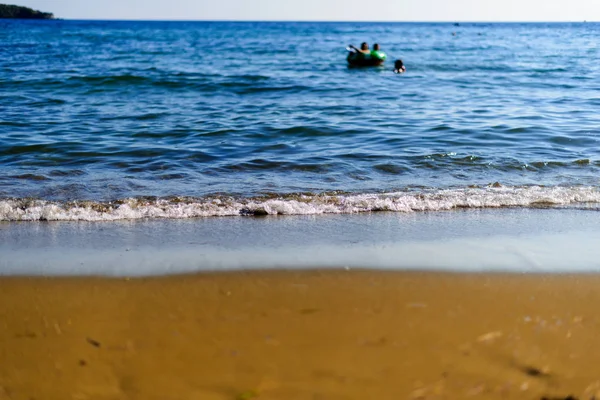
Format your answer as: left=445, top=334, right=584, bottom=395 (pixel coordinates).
left=0, top=4, right=54, bottom=19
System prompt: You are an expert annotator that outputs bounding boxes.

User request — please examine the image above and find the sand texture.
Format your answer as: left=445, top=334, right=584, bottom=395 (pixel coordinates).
left=1, top=271, right=600, bottom=400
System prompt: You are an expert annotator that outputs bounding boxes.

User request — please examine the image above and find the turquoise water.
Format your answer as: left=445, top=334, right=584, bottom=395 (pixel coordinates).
left=2, top=21, right=600, bottom=221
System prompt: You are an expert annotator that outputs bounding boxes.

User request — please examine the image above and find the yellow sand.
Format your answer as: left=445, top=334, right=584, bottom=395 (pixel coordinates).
left=1, top=270, right=600, bottom=400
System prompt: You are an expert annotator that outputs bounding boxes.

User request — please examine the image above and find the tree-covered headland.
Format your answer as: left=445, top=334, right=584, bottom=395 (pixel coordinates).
left=0, top=4, right=54, bottom=19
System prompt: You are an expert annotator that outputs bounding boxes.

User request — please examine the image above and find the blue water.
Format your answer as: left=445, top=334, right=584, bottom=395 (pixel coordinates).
left=2, top=20, right=600, bottom=221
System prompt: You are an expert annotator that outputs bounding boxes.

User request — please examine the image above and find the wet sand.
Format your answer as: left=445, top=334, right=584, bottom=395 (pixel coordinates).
left=4, top=209, right=600, bottom=276
left=1, top=270, right=600, bottom=400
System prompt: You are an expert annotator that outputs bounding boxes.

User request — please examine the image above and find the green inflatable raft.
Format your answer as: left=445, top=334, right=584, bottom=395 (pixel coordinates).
left=347, top=50, right=387, bottom=67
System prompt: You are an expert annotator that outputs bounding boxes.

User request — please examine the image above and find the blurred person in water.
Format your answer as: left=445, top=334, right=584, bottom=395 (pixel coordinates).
left=394, top=59, right=406, bottom=74
left=348, top=42, right=370, bottom=54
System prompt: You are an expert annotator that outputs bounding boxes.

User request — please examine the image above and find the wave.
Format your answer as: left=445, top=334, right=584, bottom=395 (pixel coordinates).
left=3, top=73, right=318, bottom=96
left=2, top=185, right=600, bottom=222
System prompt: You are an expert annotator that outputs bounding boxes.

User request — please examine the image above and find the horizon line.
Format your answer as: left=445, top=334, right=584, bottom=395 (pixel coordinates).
left=41, top=18, right=596, bottom=23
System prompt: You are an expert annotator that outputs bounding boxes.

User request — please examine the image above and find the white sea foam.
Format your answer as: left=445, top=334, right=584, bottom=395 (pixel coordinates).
left=1, top=185, right=600, bottom=222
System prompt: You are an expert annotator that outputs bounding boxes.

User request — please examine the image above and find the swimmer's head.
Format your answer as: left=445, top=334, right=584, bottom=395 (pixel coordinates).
left=373, top=43, right=380, bottom=51
left=360, top=42, right=369, bottom=51
left=394, top=59, right=406, bottom=73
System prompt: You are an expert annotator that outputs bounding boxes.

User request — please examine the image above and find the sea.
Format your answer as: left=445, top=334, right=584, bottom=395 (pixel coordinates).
left=2, top=20, right=600, bottom=275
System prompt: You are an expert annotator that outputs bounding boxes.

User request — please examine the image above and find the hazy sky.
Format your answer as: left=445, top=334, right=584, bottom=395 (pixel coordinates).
left=18, top=0, right=600, bottom=21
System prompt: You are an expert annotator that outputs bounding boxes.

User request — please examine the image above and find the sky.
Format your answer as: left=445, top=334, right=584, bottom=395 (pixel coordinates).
left=16, top=0, right=600, bottom=21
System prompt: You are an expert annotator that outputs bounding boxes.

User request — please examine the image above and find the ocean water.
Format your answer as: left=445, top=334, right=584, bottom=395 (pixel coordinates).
left=2, top=20, right=600, bottom=221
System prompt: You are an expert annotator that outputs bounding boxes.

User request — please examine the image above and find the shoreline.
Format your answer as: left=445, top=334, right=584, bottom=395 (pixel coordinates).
left=2, top=270, right=600, bottom=399
left=2, top=208, right=600, bottom=276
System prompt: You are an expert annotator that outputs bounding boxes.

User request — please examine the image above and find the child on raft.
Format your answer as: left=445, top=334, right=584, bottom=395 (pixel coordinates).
left=348, top=42, right=370, bottom=54
left=347, top=43, right=406, bottom=73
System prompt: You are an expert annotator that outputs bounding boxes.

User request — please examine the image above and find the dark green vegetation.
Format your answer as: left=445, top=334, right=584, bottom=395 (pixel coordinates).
left=0, top=4, right=54, bottom=19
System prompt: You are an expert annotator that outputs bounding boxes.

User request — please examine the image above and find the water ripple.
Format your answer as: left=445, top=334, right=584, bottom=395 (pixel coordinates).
left=2, top=21, right=600, bottom=203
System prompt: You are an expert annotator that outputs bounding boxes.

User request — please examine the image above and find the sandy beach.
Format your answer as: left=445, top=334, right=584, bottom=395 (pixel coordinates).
left=1, top=270, right=600, bottom=400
